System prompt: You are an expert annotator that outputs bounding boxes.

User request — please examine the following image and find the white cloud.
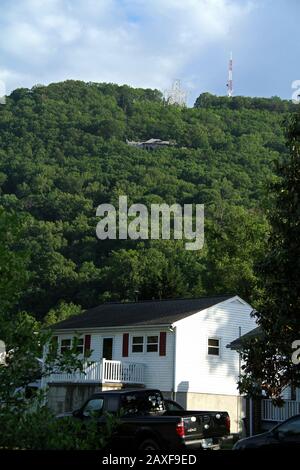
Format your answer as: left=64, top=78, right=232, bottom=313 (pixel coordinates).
left=0, top=0, right=255, bottom=95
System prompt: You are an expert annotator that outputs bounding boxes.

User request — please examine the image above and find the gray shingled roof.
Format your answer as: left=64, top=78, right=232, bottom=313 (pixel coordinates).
left=52, top=295, right=234, bottom=330
left=227, top=326, right=262, bottom=350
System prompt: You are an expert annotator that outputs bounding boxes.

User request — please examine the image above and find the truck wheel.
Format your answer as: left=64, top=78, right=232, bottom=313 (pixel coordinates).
left=138, top=438, right=160, bottom=451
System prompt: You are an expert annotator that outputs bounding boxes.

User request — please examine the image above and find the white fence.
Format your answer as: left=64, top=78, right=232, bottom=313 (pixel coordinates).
left=46, top=359, right=145, bottom=385
left=262, top=399, right=300, bottom=422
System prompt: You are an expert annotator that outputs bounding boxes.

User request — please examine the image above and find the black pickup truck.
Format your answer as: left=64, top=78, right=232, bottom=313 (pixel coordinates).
left=64, top=388, right=230, bottom=451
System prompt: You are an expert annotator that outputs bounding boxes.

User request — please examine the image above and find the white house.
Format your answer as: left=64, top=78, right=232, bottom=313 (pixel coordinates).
left=126, top=138, right=175, bottom=150
left=45, top=295, right=256, bottom=432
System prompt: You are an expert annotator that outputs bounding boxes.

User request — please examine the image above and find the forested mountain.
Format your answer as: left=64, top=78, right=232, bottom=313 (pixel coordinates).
left=0, top=80, right=296, bottom=322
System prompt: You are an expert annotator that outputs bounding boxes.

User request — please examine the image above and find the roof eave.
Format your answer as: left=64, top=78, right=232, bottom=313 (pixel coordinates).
left=50, top=323, right=173, bottom=334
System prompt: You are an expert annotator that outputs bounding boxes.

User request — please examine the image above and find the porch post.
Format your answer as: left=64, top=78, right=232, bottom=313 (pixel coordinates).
left=249, top=398, right=253, bottom=436
left=101, top=358, right=106, bottom=383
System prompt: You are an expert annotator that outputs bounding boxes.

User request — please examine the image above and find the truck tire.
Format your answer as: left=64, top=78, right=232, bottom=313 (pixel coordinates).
left=138, top=438, right=161, bottom=451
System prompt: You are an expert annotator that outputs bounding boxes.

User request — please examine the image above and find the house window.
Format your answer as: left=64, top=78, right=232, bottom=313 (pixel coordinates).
left=208, top=338, right=220, bottom=356
left=60, top=338, right=71, bottom=354
left=75, top=338, right=84, bottom=354
left=132, top=336, right=144, bottom=353
left=147, top=335, right=159, bottom=352
left=291, top=384, right=297, bottom=401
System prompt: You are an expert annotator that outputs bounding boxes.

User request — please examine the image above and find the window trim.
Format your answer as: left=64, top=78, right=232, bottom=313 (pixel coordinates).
left=130, top=334, right=160, bottom=355
left=207, top=337, right=221, bottom=357
left=60, top=338, right=72, bottom=354
left=146, top=335, right=159, bottom=353
left=75, top=337, right=84, bottom=355
left=131, top=335, right=144, bottom=354
left=59, top=336, right=84, bottom=355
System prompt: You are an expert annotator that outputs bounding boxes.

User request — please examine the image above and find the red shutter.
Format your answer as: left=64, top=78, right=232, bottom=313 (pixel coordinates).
left=84, top=334, right=91, bottom=354
left=159, top=332, right=167, bottom=356
left=122, top=333, right=129, bottom=357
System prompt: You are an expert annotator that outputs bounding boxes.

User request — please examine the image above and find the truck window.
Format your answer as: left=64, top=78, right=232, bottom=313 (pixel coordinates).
left=165, top=400, right=184, bottom=412
left=121, top=394, right=139, bottom=415
left=143, top=392, right=165, bottom=412
left=105, top=396, right=120, bottom=413
left=82, top=398, right=104, bottom=417
left=121, top=391, right=165, bottom=415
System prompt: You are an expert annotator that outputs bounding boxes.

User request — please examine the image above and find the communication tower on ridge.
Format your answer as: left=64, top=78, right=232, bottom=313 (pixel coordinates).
left=227, top=52, right=233, bottom=97
left=165, top=79, right=187, bottom=106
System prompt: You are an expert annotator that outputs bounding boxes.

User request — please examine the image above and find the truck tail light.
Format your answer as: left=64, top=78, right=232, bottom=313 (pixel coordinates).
left=176, top=419, right=185, bottom=438
left=225, top=415, right=230, bottom=433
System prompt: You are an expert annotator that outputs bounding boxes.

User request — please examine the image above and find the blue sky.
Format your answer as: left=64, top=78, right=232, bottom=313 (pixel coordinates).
left=0, top=0, right=299, bottom=105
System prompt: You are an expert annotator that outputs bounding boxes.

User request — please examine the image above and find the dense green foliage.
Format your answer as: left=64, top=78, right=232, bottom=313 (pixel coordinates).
left=0, top=209, right=115, bottom=450
left=238, top=110, right=300, bottom=401
left=0, top=80, right=295, bottom=321
left=0, top=402, right=118, bottom=450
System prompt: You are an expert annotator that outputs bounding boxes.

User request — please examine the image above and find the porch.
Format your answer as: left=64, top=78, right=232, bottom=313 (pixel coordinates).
left=45, top=359, right=145, bottom=385
left=262, top=399, right=300, bottom=422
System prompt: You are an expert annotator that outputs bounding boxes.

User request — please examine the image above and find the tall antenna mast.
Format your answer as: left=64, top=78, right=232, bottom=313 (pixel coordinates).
left=227, top=52, right=233, bottom=97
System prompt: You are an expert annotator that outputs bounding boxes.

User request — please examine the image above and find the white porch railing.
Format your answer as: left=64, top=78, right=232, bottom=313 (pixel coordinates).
left=262, top=399, right=300, bottom=422
left=102, top=359, right=144, bottom=384
left=46, top=359, right=145, bottom=385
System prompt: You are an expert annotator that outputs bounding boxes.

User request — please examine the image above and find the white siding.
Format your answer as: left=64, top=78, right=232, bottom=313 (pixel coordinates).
left=281, top=386, right=300, bottom=401
left=55, top=328, right=174, bottom=391
left=53, top=296, right=256, bottom=396
left=282, top=387, right=290, bottom=400
left=173, top=297, right=257, bottom=396
left=121, top=329, right=174, bottom=391
left=89, top=333, right=120, bottom=362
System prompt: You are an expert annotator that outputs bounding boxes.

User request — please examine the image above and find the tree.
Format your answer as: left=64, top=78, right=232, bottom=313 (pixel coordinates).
left=0, top=81, right=292, bottom=316
left=238, top=111, right=300, bottom=402
left=0, top=209, right=30, bottom=317
left=44, top=300, right=82, bottom=326
left=0, top=209, right=119, bottom=449
left=203, top=204, right=267, bottom=299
